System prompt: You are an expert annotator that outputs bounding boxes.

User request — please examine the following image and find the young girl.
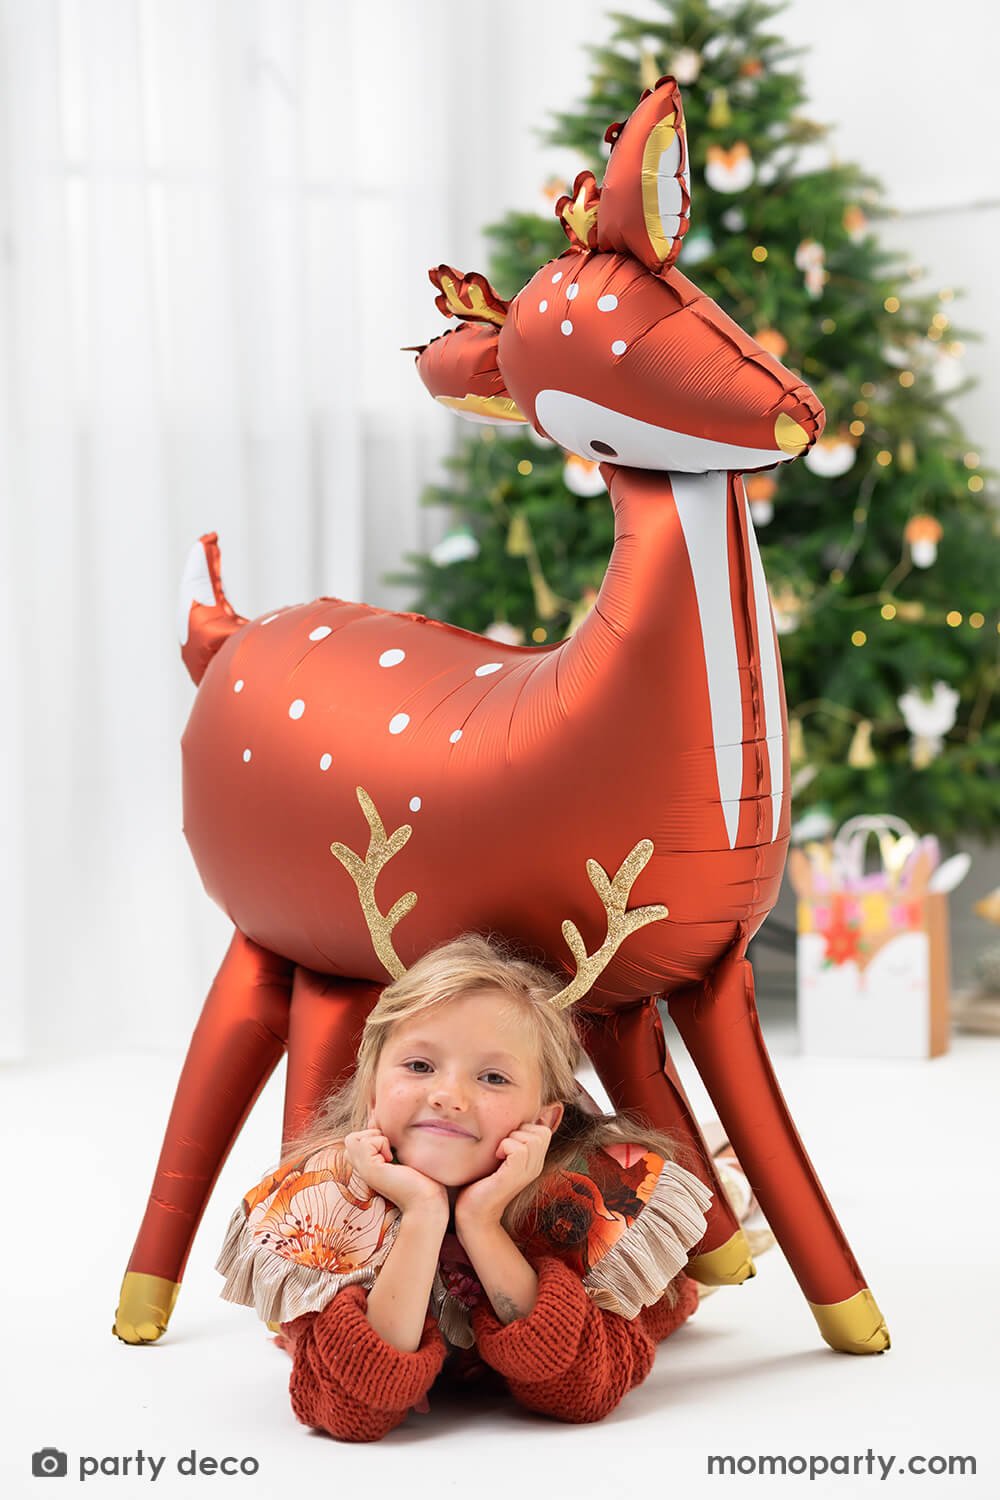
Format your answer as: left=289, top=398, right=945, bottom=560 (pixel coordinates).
left=216, top=933, right=714, bottom=1442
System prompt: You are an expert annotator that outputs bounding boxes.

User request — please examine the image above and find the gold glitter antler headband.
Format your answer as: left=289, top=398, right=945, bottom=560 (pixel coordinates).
left=332, top=787, right=669, bottom=1006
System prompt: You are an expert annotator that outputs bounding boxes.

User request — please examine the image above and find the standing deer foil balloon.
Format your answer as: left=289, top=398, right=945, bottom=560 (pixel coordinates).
left=115, top=77, right=888, bottom=1355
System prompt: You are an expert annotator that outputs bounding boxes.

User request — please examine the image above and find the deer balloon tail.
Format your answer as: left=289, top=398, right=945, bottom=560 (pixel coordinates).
left=178, top=533, right=249, bottom=686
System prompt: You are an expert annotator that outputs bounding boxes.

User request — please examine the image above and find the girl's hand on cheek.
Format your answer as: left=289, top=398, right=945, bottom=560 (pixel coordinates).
left=343, top=1129, right=449, bottom=1219
left=454, top=1123, right=553, bottom=1231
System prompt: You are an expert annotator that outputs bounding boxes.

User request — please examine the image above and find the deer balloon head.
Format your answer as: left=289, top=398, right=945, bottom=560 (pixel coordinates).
left=414, top=76, right=823, bottom=473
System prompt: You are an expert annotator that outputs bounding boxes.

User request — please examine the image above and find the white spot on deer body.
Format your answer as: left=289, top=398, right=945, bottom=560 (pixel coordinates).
left=475, top=663, right=503, bottom=676
left=243, top=748, right=252, bottom=763
left=561, top=321, right=573, bottom=336
left=409, top=796, right=421, bottom=811
left=566, top=283, right=579, bottom=300
left=309, top=626, right=331, bottom=641
left=597, top=294, right=618, bottom=312
left=379, top=649, right=405, bottom=667
left=234, top=679, right=244, bottom=692
left=389, top=713, right=410, bottom=734
left=612, top=340, right=627, bottom=356
left=320, top=753, right=332, bottom=770
left=539, top=300, right=548, bottom=312
left=449, top=729, right=463, bottom=743
left=551, top=271, right=563, bottom=283
left=289, top=699, right=305, bottom=719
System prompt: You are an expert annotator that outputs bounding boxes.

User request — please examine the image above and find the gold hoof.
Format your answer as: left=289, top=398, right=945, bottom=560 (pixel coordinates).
left=809, top=1290, right=890, bottom=1354
left=113, top=1272, right=180, bottom=1344
left=685, top=1230, right=756, bottom=1286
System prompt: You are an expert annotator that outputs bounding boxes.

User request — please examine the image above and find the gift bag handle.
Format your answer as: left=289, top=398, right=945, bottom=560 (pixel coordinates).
left=832, top=814, right=914, bottom=886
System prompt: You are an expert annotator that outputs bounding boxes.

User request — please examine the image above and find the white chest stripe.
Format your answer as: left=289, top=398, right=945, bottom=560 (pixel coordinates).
left=743, top=489, right=784, bottom=841
left=671, top=473, right=742, bottom=849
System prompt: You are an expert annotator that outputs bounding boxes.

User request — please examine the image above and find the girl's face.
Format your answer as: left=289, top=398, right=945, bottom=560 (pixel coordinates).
left=367, top=988, right=564, bottom=1197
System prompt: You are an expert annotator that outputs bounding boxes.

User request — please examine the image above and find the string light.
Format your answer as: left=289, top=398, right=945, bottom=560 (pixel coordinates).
left=532, top=627, right=547, bottom=642
left=931, top=313, right=949, bottom=329
left=946, top=611, right=962, bottom=627
left=964, top=452, right=980, bottom=467
left=820, top=317, right=836, bottom=333
left=861, top=382, right=876, bottom=397
left=969, top=476, right=984, bottom=493
left=940, top=288, right=955, bottom=301
left=752, top=245, right=768, bottom=262
left=850, top=420, right=865, bottom=436
left=881, top=603, right=896, bottom=619
left=517, top=460, right=533, bottom=475
left=928, top=326, right=943, bottom=341
left=851, top=630, right=867, bottom=646
left=949, top=341, right=964, bottom=356
left=884, top=296, right=900, bottom=313
left=970, top=613, right=985, bottom=629
left=854, top=401, right=868, bottom=416
left=899, top=371, right=914, bottom=387
left=876, top=450, right=892, bottom=466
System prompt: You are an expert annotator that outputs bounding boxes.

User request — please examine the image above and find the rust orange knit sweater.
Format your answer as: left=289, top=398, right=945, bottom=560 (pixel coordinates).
left=279, top=1252, right=701, bottom=1443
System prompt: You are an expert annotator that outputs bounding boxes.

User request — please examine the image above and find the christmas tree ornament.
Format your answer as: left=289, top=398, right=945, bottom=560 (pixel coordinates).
left=722, top=207, right=746, bottom=232
left=897, top=681, right=959, bottom=767
left=563, top=453, right=607, bottom=496
left=505, top=511, right=531, bottom=556
left=804, top=432, right=857, bottom=478
left=680, top=230, right=714, bottom=264
left=746, top=474, right=776, bottom=526
left=794, top=238, right=828, bottom=298
left=430, top=526, right=480, bottom=565
left=756, top=328, right=788, bottom=359
left=708, top=87, right=732, bottom=129
left=705, top=142, right=755, bottom=192
left=847, top=720, right=876, bottom=768
left=769, top=585, right=804, bottom=634
left=484, top=620, right=525, bottom=645
left=903, top=515, right=942, bottom=568
left=843, top=204, right=868, bottom=242
left=639, top=47, right=661, bottom=93
left=669, top=46, right=702, bottom=84
left=119, top=77, right=891, bottom=1364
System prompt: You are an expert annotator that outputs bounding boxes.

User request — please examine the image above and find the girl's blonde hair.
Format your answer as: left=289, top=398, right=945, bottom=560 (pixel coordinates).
left=274, top=932, right=700, bottom=1304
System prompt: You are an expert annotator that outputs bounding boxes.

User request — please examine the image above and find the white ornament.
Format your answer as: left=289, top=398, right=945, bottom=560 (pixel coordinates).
left=484, top=621, right=525, bottom=646
left=430, top=527, right=480, bottom=566
left=804, top=437, right=857, bottom=478
left=670, top=47, right=702, bottom=84
left=750, top=498, right=773, bottom=526
left=722, top=207, right=746, bottom=232
left=911, top=538, right=938, bottom=568
left=897, top=680, right=959, bottom=766
left=563, top=454, right=607, bottom=497
left=705, top=144, right=755, bottom=193
left=681, top=231, right=714, bottom=265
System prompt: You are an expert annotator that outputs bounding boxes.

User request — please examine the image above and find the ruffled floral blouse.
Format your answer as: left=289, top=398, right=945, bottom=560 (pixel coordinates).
left=216, top=1135, right=716, bottom=1350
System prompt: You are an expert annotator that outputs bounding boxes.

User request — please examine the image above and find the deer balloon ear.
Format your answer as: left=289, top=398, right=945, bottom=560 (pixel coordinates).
left=597, top=75, right=691, bottom=273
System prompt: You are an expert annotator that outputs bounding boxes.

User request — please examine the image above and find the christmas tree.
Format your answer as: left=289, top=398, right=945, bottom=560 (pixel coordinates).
left=385, top=0, right=998, bottom=845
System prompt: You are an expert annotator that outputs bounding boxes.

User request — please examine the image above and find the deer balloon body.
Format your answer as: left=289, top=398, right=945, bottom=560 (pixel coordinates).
left=115, top=78, right=888, bottom=1356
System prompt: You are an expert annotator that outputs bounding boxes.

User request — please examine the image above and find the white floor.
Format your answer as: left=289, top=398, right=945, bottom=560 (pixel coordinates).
left=3, top=1004, right=996, bottom=1498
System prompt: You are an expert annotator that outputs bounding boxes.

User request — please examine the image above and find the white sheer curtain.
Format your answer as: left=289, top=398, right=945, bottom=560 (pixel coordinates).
left=1, top=0, right=631, bottom=1061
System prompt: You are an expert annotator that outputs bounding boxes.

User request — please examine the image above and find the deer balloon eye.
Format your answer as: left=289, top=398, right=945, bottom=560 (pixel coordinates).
left=590, top=440, right=618, bottom=457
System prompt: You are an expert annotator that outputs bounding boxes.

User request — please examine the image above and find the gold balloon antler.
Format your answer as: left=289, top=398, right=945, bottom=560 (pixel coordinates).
left=330, top=787, right=417, bottom=979
left=549, top=839, right=669, bottom=1011
left=429, top=265, right=510, bottom=326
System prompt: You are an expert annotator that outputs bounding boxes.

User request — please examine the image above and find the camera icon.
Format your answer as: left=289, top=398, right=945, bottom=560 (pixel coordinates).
left=32, top=1448, right=68, bottom=1478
